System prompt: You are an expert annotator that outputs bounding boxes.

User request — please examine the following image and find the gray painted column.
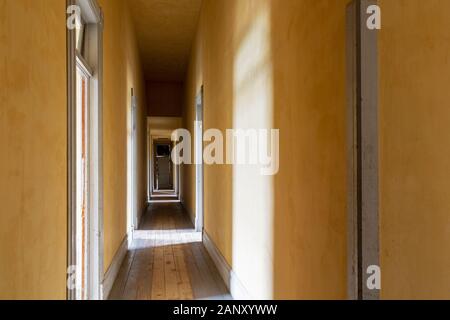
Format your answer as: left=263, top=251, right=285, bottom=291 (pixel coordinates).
left=346, top=0, right=380, bottom=300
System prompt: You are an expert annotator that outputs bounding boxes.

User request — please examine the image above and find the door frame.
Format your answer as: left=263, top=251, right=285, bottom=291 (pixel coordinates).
left=346, top=0, right=380, bottom=300
left=149, top=134, right=179, bottom=197
left=147, top=117, right=183, bottom=200
left=195, top=86, right=204, bottom=232
left=67, top=0, right=104, bottom=300
left=127, top=89, right=138, bottom=237
left=153, top=141, right=174, bottom=191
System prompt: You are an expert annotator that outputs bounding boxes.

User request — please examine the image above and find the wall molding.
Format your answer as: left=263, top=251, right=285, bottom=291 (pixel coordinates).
left=102, top=235, right=128, bottom=300
left=203, top=232, right=251, bottom=300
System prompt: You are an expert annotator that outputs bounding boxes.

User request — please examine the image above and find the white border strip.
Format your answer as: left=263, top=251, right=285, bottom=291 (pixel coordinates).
left=203, top=232, right=251, bottom=300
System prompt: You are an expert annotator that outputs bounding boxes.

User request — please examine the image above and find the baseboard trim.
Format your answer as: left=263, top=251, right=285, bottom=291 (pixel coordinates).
left=102, top=235, right=128, bottom=300
left=203, top=232, right=251, bottom=300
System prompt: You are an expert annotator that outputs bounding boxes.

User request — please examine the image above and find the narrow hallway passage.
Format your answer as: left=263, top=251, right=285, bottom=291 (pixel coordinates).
left=3, top=0, right=450, bottom=303
left=108, top=203, right=231, bottom=300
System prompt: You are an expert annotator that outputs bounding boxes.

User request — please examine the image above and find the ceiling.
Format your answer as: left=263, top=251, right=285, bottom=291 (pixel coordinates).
left=128, top=0, right=202, bottom=82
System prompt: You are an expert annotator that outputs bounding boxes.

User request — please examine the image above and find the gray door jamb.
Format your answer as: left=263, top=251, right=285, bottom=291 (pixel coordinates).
left=346, top=0, right=380, bottom=300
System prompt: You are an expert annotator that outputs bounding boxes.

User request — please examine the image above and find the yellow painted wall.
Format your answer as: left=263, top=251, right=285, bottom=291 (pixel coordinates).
left=124, top=1, right=148, bottom=252
left=0, top=0, right=67, bottom=299
left=183, top=0, right=234, bottom=271
left=183, top=0, right=349, bottom=299
left=379, top=0, right=450, bottom=299
left=100, top=0, right=148, bottom=274
left=182, top=4, right=203, bottom=224
left=0, top=0, right=147, bottom=298
left=271, top=0, right=349, bottom=299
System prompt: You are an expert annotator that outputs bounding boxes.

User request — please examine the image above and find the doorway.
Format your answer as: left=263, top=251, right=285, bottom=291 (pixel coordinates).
left=153, top=141, right=174, bottom=191
left=148, top=128, right=181, bottom=203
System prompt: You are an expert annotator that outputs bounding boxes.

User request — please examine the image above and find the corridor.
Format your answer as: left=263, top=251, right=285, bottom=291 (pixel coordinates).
left=2, top=0, right=450, bottom=301
left=108, top=203, right=231, bottom=300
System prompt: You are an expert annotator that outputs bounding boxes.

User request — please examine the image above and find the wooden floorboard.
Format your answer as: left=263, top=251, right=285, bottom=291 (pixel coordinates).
left=108, top=202, right=230, bottom=300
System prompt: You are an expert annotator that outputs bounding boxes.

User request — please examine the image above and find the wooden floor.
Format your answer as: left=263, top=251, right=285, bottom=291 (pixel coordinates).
left=108, top=202, right=232, bottom=300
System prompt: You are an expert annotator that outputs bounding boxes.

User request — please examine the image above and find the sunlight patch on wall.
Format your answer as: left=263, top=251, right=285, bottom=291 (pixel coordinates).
left=231, top=0, right=274, bottom=299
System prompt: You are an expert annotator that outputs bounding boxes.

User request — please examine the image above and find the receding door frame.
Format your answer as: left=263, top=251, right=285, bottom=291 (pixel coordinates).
left=346, top=0, right=380, bottom=300
left=195, top=86, right=204, bottom=232
left=147, top=117, right=182, bottom=201
left=127, top=88, right=138, bottom=237
left=149, top=133, right=179, bottom=196
left=67, top=0, right=104, bottom=300
left=153, top=141, right=174, bottom=191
